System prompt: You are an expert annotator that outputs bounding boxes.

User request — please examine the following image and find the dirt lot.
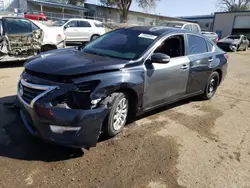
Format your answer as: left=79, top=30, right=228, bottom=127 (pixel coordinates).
left=0, top=51, right=250, bottom=188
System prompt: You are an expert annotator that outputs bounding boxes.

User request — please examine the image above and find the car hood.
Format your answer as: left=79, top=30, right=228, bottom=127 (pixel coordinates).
left=218, top=38, right=240, bottom=44
left=25, top=48, right=130, bottom=76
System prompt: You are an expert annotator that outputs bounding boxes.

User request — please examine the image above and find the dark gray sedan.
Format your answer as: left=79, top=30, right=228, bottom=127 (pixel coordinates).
left=17, top=26, right=228, bottom=148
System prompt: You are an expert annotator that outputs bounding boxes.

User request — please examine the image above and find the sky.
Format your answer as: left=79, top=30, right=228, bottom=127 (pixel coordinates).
left=86, top=0, right=219, bottom=17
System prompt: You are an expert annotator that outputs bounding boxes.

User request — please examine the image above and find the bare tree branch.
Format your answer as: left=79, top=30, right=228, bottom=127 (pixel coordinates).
left=100, top=0, right=160, bottom=22
left=217, top=0, right=250, bottom=11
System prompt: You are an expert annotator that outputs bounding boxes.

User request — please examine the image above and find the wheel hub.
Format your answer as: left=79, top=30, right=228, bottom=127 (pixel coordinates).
left=113, top=98, right=128, bottom=131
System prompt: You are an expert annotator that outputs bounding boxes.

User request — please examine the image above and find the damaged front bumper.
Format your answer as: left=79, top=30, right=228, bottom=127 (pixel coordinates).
left=17, top=78, right=109, bottom=148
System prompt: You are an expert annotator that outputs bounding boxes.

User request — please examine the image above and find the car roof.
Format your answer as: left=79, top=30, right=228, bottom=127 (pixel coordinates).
left=62, top=18, right=102, bottom=23
left=164, top=21, right=198, bottom=25
left=125, top=26, right=198, bottom=36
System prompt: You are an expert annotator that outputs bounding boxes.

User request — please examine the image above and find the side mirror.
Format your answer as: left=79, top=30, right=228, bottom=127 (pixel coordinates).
left=64, top=25, right=69, bottom=30
left=150, top=53, right=170, bottom=64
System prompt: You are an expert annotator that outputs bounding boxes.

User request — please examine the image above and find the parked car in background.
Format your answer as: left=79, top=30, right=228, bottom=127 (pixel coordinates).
left=217, top=35, right=249, bottom=52
left=0, top=17, right=66, bottom=62
left=17, top=26, right=228, bottom=149
left=24, top=11, right=48, bottom=21
left=51, top=18, right=106, bottom=42
left=160, top=21, right=201, bottom=33
left=201, top=31, right=218, bottom=43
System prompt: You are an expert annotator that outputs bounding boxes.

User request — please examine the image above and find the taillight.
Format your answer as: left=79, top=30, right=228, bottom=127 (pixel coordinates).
left=224, top=53, right=229, bottom=60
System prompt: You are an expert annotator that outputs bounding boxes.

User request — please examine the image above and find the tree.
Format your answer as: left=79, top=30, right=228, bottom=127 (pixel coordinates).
left=217, top=0, right=250, bottom=11
left=100, top=0, right=160, bottom=22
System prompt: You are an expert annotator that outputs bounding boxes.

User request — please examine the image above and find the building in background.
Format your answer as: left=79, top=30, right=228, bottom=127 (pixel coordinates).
left=213, top=11, right=250, bottom=39
left=1, top=0, right=191, bottom=25
left=177, top=14, right=214, bottom=31
left=1, top=0, right=194, bottom=26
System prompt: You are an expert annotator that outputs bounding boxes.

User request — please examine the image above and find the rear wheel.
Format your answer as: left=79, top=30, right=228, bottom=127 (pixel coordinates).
left=91, top=35, right=99, bottom=41
left=100, top=93, right=129, bottom=138
left=201, top=72, right=220, bottom=100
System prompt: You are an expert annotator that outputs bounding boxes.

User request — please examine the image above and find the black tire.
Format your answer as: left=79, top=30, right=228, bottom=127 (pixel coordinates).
left=100, top=93, right=129, bottom=138
left=201, top=72, right=220, bottom=100
left=41, top=45, right=57, bottom=52
left=91, top=35, right=99, bottom=41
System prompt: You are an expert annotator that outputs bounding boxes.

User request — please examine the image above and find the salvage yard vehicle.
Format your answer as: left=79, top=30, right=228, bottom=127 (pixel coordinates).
left=217, top=35, right=249, bottom=52
left=0, top=17, right=66, bottom=62
left=17, top=26, right=228, bottom=149
left=51, top=18, right=106, bottom=42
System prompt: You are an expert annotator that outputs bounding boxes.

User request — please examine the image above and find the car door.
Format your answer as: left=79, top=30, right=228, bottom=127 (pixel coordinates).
left=77, top=20, right=93, bottom=41
left=63, top=20, right=79, bottom=41
left=186, top=34, right=214, bottom=94
left=143, top=34, right=190, bottom=109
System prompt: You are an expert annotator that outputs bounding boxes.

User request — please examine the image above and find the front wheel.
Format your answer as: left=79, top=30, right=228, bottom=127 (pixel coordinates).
left=201, top=72, right=220, bottom=100
left=101, top=93, right=129, bottom=138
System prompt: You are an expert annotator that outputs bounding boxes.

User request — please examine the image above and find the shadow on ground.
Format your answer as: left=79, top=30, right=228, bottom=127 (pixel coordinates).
left=0, top=61, right=26, bottom=68
left=0, top=95, right=84, bottom=162
left=0, top=94, right=199, bottom=162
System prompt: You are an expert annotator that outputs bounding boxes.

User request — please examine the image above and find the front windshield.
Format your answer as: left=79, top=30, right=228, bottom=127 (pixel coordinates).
left=82, top=29, right=160, bottom=60
left=161, top=22, right=184, bottom=28
left=227, top=35, right=240, bottom=39
left=52, top=19, right=69, bottom=26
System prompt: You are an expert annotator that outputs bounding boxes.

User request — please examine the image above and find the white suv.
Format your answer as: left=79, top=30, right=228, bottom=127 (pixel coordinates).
left=51, top=18, right=106, bottom=42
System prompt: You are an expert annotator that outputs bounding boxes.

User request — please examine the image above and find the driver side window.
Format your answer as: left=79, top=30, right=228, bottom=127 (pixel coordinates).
left=65, top=21, right=77, bottom=28
left=154, top=34, right=185, bottom=58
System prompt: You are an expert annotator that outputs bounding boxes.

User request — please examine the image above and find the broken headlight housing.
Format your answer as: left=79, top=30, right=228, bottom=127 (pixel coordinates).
left=51, top=81, right=100, bottom=110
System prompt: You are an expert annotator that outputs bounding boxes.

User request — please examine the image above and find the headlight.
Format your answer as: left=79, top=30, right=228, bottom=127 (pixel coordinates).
left=51, top=81, right=100, bottom=109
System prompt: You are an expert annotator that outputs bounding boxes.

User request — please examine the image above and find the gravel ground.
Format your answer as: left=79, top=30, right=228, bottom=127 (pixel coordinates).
left=0, top=51, right=250, bottom=188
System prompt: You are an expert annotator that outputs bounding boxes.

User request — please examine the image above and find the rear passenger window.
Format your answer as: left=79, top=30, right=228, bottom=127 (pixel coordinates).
left=192, top=25, right=200, bottom=33
left=187, top=35, right=208, bottom=55
left=78, top=21, right=91, bottom=27
left=183, top=24, right=192, bottom=31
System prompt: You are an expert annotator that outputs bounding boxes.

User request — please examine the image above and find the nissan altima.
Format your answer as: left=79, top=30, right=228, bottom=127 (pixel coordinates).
left=17, top=26, right=228, bottom=148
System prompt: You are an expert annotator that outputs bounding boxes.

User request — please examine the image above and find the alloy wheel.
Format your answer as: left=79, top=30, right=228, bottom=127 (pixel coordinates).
left=112, top=98, right=128, bottom=131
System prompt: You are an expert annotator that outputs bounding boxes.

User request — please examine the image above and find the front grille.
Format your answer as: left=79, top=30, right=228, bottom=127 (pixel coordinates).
left=21, top=84, right=44, bottom=104
left=18, top=79, right=57, bottom=107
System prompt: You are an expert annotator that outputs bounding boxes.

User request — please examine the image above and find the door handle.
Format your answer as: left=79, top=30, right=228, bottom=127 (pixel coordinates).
left=181, top=64, right=189, bottom=70
left=208, top=58, right=213, bottom=62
